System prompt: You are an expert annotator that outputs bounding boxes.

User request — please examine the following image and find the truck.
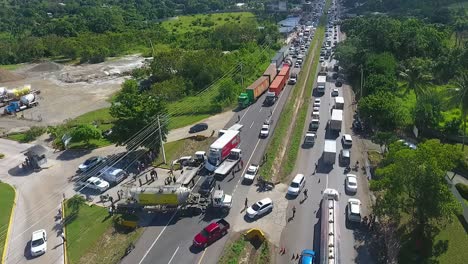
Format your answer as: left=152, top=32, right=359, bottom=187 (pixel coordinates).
left=176, top=151, right=206, bottom=187
left=211, top=190, right=232, bottom=212
left=263, top=63, right=279, bottom=84
left=238, top=76, right=269, bottom=108
left=205, top=130, right=240, bottom=171
left=278, top=64, right=291, bottom=79
left=271, top=51, right=285, bottom=71
left=4, top=93, right=40, bottom=114
left=320, top=189, right=340, bottom=264
left=323, top=140, right=337, bottom=164
left=193, top=219, right=230, bottom=248
left=218, top=124, right=243, bottom=137
left=316, top=74, right=327, bottom=93
left=265, top=74, right=287, bottom=105
left=329, top=109, right=343, bottom=131
left=214, top=148, right=242, bottom=176
left=334, top=96, right=344, bottom=109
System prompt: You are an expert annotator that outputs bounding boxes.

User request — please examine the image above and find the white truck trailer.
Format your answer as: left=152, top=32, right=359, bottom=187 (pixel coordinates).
left=323, top=140, right=336, bottom=164
left=334, top=97, right=344, bottom=109
left=317, top=74, right=327, bottom=93
left=329, top=109, right=343, bottom=131
left=320, top=188, right=340, bottom=264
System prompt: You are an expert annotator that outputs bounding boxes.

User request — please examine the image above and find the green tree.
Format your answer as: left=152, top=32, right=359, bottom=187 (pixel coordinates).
left=399, top=57, right=433, bottom=98
left=70, top=124, right=102, bottom=144
left=374, top=139, right=462, bottom=236
left=358, top=91, right=409, bottom=130
left=110, top=80, right=168, bottom=152
left=66, top=195, right=86, bottom=213
left=372, top=131, right=397, bottom=153
left=449, top=71, right=468, bottom=150
left=413, top=91, right=443, bottom=133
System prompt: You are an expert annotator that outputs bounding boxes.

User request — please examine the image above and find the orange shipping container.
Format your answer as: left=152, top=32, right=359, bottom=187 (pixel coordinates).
left=263, top=63, right=278, bottom=84
left=246, top=76, right=270, bottom=101
left=278, top=65, right=291, bottom=79
left=268, top=75, right=286, bottom=96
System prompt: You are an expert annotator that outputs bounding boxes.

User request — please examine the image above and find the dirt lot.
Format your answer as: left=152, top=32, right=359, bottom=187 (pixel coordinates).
left=0, top=55, right=147, bottom=134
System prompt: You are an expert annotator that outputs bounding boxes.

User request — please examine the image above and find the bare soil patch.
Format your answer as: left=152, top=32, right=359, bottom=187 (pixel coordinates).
left=0, top=68, right=25, bottom=83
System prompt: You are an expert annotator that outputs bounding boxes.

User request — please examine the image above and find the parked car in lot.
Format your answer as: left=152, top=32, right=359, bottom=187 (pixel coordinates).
left=193, top=219, right=230, bottom=248
left=83, top=177, right=110, bottom=192
left=246, top=198, right=274, bottom=219
left=347, top=198, right=362, bottom=223
left=30, top=229, right=47, bottom=257
left=345, top=174, right=358, bottom=193
left=189, top=123, right=208, bottom=133
left=199, top=176, right=216, bottom=196
left=287, top=174, right=305, bottom=196
left=78, top=156, right=105, bottom=172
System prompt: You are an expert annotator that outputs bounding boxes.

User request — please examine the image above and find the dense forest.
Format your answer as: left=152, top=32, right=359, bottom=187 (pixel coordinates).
left=0, top=0, right=279, bottom=64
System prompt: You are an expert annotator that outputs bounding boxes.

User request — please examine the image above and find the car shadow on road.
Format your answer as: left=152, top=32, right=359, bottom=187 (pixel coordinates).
left=316, top=157, right=333, bottom=174
left=189, top=245, right=204, bottom=254
left=23, top=241, right=35, bottom=260
left=313, top=203, right=322, bottom=261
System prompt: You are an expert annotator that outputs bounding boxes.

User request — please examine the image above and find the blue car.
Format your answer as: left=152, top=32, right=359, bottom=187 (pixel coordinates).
left=300, top=249, right=316, bottom=264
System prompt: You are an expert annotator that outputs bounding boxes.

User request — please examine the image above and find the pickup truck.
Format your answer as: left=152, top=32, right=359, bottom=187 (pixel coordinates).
left=193, top=219, right=230, bottom=248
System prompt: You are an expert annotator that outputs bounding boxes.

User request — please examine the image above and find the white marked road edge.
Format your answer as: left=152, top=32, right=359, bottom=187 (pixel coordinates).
left=239, top=106, right=250, bottom=122
left=250, top=121, right=255, bottom=128
left=138, top=212, right=178, bottom=264
left=167, top=246, right=179, bottom=264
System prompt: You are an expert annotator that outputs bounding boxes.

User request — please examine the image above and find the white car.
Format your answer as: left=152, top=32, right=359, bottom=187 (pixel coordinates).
left=246, top=198, right=273, bottom=219
left=319, top=56, right=325, bottom=62
left=347, top=198, right=362, bottom=223
left=243, top=165, right=259, bottom=182
left=331, top=89, right=339, bottom=97
left=287, top=174, right=305, bottom=196
left=259, top=124, right=270, bottom=138
left=30, top=229, right=47, bottom=257
left=313, top=99, right=321, bottom=107
left=313, top=106, right=320, bottom=111
left=345, top=174, right=358, bottom=193
left=78, top=156, right=104, bottom=172
left=342, top=134, right=353, bottom=148
left=84, top=177, right=110, bottom=192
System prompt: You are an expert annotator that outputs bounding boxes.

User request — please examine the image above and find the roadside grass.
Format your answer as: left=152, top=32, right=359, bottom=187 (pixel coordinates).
left=162, top=12, right=255, bottom=34
left=68, top=108, right=114, bottom=130
left=0, top=182, right=15, bottom=257
left=219, top=236, right=247, bottom=264
left=256, top=241, right=271, bottom=264
left=64, top=201, right=142, bottom=264
left=367, top=150, right=383, bottom=168
left=259, top=11, right=327, bottom=181
left=0, top=63, right=23, bottom=71
left=6, top=133, right=28, bottom=142
left=398, top=213, right=468, bottom=264
left=154, top=136, right=217, bottom=168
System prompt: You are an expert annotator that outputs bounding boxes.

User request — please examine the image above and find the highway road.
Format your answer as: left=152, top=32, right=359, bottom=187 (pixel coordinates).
left=278, top=3, right=375, bottom=263
left=120, top=42, right=311, bottom=264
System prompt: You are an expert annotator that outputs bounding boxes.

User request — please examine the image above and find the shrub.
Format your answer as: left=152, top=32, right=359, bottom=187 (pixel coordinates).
left=455, top=183, right=468, bottom=200
left=0, top=153, right=5, bottom=159
left=23, top=126, right=46, bottom=142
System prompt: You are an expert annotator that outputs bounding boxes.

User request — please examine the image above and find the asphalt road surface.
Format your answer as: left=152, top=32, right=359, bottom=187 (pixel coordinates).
left=120, top=52, right=306, bottom=264
left=278, top=14, right=374, bottom=264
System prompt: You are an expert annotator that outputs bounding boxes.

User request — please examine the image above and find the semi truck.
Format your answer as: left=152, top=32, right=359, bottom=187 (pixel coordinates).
left=271, top=51, right=285, bottom=71
left=116, top=185, right=231, bottom=216
left=334, top=97, right=344, bottom=109
left=218, top=124, right=243, bottom=137
left=4, top=93, right=39, bottom=114
left=317, top=74, right=327, bottom=93
left=238, top=76, right=270, bottom=108
left=265, top=73, right=287, bottom=106
left=320, top=188, right=340, bottom=264
left=214, top=148, right=242, bottom=176
left=263, top=63, right=278, bottom=84
left=329, top=109, right=343, bottom=131
left=323, top=140, right=336, bottom=164
left=205, top=130, right=240, bottom=171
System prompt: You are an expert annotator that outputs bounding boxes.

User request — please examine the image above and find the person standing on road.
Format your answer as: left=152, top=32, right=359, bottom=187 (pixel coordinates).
left=292, top=206, right=296, bottom=218
left=304, top=189, right=308, bottom=199
left=238, top=115, right=240, bottom=122
left=244, top=198, right=248, bottom=209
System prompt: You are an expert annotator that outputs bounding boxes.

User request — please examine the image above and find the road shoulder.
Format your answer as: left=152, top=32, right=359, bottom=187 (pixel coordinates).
left=1, top=182, right=17, bottom=264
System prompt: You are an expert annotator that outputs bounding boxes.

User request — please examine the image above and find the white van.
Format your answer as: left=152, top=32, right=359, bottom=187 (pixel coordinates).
left=97, top=166, right=128, bottom=186
left=287, top=174, right=305, bottom=196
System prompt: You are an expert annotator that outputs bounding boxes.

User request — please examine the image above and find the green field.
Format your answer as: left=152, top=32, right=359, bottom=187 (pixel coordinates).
left=64, top=201, right=141, bottom=264
left=434, top=214, right=468, bottom=264
left=0, top=182, right=15, bottom=259
left=162, top=12, right=255, bottom=34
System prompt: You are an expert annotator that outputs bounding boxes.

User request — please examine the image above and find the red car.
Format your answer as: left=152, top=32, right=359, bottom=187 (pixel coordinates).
left=193, top=219, right=230, bottom=248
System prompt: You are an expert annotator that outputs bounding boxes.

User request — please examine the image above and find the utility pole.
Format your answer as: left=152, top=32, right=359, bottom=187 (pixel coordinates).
left=157, top=116, right=166, bottom=164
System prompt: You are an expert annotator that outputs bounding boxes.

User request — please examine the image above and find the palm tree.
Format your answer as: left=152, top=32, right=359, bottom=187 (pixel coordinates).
left=451, top=72, right=468, bottom=150
left=399, top=57, right=433, bottom=98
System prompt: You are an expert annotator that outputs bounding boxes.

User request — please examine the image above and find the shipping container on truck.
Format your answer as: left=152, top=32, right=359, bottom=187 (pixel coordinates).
left=329, top=109, right=343, bottom=131
left=263, top=63, right=278, bottom=84
left=238, top=76, right=270, bottom=108
left=268, top=75, right=287, bottom=97
left=205, top=130, right=241, bottom=171
left=278, top=64, right=291, bottom=79
left=271, top=52, right=284, bottom=71
left=334, top=97, right=344, bottom=109
left=316, top=75, right=327, bottom=93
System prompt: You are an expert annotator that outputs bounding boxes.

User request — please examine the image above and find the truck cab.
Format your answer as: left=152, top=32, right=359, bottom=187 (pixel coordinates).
left=211, top=190, right=232, bottom=210
left=238, top=93, right=250, bottom=108
left=264, top=91, right=277, bottom=106
left=193, top=219, right=230, bottom=248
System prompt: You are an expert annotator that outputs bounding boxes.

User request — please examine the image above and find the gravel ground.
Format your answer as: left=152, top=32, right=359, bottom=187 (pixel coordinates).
left=0, top=55, right=147, bottom=134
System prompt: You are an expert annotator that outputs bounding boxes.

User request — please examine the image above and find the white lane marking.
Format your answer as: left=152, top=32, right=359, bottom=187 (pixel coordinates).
left=250, top=121, right=255, bottom=128
left=138, top=212, right=178, bottom=264
left=167, top=246, right=179, bottom=264
left=197, top=248, right=207, bottom=264
left=240, top=106, right=250, bottom=122
left=326, top=173, right=329, bottom=188
left=259, top=107, right=263, bottom=113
